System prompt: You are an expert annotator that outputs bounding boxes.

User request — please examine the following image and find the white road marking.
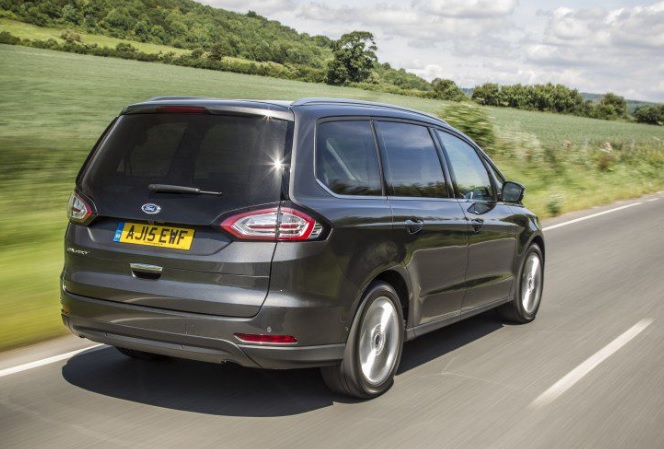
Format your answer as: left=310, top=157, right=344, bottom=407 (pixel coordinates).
left=543, top=202, right=643, bottom=231
left=0, top=344, right=105, bottom=378
left=646, top=198, right=659, bottom=202
left=530, top=319, right=653, bottom=408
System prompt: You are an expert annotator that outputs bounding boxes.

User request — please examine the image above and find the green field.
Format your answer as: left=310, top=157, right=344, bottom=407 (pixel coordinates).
left=1, top=44, right=663, bottom=351
left=0, top=17, right=191, bottom=55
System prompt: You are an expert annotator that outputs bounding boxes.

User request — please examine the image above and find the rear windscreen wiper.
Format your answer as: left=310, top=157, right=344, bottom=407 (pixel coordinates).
left=149, top=184, right=222, bottom=196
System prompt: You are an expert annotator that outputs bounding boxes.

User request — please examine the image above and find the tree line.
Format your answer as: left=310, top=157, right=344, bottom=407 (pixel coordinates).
left=471, top=83, right=630, bottom=121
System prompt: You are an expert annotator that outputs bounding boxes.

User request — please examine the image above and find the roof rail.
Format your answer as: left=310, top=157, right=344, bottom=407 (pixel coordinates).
left=146, top=96, right=212, bottom=102
left=291, top=98, right=446, bottom=124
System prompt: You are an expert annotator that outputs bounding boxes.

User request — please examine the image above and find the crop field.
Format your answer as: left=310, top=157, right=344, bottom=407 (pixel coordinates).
left=1, top=43, right=663, bottom=351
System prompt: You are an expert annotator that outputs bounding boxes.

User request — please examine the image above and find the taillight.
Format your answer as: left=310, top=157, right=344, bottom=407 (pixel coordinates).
left=234, top=333, right=297, bottom=344
left=67, top=192, right=95, bottom=225
left=221, top=207, right=322, bottom=241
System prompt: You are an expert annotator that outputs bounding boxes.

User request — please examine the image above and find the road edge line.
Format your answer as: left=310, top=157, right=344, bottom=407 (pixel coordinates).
left=543, top=202, right=642, bottom=232
left=0, top=344, right=105, bottom=378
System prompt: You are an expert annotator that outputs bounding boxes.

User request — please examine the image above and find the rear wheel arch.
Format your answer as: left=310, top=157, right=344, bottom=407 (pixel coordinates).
left=373, top=270, right=410, bottom=327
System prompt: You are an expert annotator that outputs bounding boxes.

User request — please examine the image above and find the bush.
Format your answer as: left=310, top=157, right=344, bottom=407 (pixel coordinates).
left=437, top=102, right=496, bottom=151
left=596, top=152, right=615, bottom=172
left=546, top=195, right=564, bottom=216
left=0, top=31, right=20, bottom=45
left=60, top=30, right=82, bottom=44
left=30, top=38, right=60, bottom=50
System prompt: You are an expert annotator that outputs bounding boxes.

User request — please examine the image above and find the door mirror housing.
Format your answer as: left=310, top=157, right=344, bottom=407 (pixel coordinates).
left=501, top=181, right=525, bottom=203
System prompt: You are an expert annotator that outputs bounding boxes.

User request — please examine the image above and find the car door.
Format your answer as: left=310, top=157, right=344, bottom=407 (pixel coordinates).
left=435, top=130, right=518, bottom=312
left=374, top=120, right=469, bottom=328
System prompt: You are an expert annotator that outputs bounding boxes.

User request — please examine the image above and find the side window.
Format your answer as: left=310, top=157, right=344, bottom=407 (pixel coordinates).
left=375, top=121, right=449, bottom=198
left=316, top=120, right=382, bottom=196
left=436, top=131, right=494, bottom=201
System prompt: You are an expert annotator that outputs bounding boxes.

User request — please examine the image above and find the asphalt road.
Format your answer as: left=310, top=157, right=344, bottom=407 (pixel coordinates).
left=2, top=192, right=663, bottom=449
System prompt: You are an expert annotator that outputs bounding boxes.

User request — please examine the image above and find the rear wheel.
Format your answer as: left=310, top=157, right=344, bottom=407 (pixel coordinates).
left=321, top=282, right=404, bottom=399
left=498, top=244, right=544, bottom=323
left=115, top=347, right=165, bottom=361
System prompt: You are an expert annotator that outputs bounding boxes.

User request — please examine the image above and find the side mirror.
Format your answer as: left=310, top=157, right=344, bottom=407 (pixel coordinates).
left=502, top=181, right=525, bottom=203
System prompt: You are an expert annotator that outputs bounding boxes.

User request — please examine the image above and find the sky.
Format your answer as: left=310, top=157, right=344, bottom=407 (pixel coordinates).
left=198, top=0, right=664, bottom=102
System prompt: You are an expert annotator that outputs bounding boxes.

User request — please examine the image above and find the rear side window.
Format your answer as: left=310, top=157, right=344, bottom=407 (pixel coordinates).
left=80, top=113, right=292, bottom=207
left=375, top=121, right=449, bottom=198
left=436, top=131, right=494, bottom=201
left=315, top=120, right=382, bottom=196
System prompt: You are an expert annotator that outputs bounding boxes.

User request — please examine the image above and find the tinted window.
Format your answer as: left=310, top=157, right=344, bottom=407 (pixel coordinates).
left=81, top=113, right=291, bottom=205
left=316, top=120, right=382, bottom=196
left=437, top=131, right=494, bottom=200
left=376, top=121, right=448, bottom=198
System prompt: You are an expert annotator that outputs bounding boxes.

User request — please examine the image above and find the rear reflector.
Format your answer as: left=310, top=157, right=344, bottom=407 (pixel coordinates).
left=155, top=106, right=208, bottom=114
left=221, top=207, right=319, bottom=241
left=234, top=333, right=297, bottom=344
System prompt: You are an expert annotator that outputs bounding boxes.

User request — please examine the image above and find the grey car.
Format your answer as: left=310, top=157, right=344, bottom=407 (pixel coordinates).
left=62, top=97, right=545, bottom=398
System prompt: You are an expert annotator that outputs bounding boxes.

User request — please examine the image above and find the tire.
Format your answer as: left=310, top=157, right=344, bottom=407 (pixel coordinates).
left=321, top=281, right=404, bottom=399
left=498, top=244, right=544, bottom=323
left=115, top=346, right=165, bottom=361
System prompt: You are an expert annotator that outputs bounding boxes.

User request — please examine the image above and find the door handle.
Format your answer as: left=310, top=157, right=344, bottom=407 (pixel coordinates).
left=405, top=219, right=424, bottom=235
left=470, top=218, right=484, bottom=233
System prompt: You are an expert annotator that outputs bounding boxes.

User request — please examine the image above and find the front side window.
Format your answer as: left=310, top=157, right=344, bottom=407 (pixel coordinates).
left=315, top=120, right=382, bottom=196
left=436, top=131, right=494, bottom=201
left=375, top=121, right=449, bottom=198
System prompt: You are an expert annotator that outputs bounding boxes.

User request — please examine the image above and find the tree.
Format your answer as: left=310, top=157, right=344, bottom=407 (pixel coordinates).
left=634, top=105, right=664, bottom=125
left=325, top=31, right=377, bottom=85
left=207, top=42, right=225, bottom=61
left=471, top=83, right=501, bottom=106
left=430, top=78, right=466, bottom=102
left=598, top=93, right=627, bottom=119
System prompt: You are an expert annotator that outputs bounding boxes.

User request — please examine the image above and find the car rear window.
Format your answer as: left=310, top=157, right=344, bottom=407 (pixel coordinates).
left=80, top=113, right=292, bottom=207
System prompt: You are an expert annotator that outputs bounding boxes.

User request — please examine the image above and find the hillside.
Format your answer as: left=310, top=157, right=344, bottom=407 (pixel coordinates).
left=0, top=0, right=431, bottom=91
left=2, top=0, right=333, bottom=64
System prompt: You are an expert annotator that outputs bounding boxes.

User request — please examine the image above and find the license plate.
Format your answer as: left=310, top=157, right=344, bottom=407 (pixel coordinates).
left=113, top=222, right=194, bottom=250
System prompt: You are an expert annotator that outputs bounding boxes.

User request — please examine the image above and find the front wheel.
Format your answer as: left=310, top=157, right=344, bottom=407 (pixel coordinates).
left=498, top=244, right=544, bottom=323
left=321, top=282, right=404, bottom=399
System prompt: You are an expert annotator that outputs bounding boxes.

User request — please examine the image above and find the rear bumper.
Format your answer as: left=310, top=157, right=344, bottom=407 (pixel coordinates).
left=61, top=290, right=345, bottom=369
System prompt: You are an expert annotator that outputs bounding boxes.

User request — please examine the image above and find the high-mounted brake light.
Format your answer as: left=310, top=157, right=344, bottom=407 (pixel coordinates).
left=155, top=106, right=208, bottom=114
left=234, top=333, right=297, bottom=344
left=67, top=192, right=96, bottom=225
left=221, top=207, right=322, bottom=241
